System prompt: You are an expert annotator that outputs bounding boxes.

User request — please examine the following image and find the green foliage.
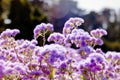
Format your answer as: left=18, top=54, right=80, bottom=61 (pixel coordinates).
left=0, top=0, right=48, bottom=40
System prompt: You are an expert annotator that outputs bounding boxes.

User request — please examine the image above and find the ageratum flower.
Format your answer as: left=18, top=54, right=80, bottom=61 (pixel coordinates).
left=63, top=17, right=84, bottom=35
left=31, top=39, right=38, bottom=45
left=88, top=53, right=107, bottom=72
left=57, top=62, right=67, bottom=74
left=46, top=23, right=54, bottom=32
left=90, top=28, right=107, bottom=38
left=39, top=77, right=46, bottom=80
left=0, top=17, right=112, bottom=80
left=39, top=44, right=67, bottom=65
left=101, top=77, right=108, bottom=80
left=89, top=53, right=106, bottom=63
left=29, top=70, right=42, bottom=76
left=105, top=51, right=120, bottom=61
left=96, top=38, right=104, bottom=46
left=0, top=66, right=3, bottom=79
left=14, top=66, right=26, bottom=75
left=33, top=23, right=54, bottom=39
left=48, top=32, right=65, bottom=45
left=66, top=28, right=92, bottom=47
left=0, top=29, right=20, bottom=38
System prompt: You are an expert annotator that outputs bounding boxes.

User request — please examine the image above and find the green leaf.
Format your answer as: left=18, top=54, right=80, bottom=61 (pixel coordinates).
left=80, top=75, right=87, bottom=80
left=49, top=68, right=56, bottom=79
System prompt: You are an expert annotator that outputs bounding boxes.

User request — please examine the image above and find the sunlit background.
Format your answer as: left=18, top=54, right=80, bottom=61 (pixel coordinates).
left=0, top=0, right=120, bottom=51
left=74, top=0, right=120, bottom=12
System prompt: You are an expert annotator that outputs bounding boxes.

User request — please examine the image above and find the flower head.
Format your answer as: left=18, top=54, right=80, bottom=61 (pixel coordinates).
left=63, top=17, right=84, bottom=35
left=33, top=23, right=54, bottom=39
left=0, top=29, right=20, bottom=38
left=90, top=29, right=107, bottom=38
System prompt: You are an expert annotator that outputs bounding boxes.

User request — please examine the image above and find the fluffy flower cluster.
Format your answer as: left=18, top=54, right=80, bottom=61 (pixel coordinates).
left=0, top=29, right=20, bottom=38
left=48, top=33, right=65, bottom=45
left=90, top=29, right=107, bottom=38
left=33, top=23, right=54, bottom=39
left=63, top=17, right=84, bottom=35
left=0, top=17, right=120, bottom=80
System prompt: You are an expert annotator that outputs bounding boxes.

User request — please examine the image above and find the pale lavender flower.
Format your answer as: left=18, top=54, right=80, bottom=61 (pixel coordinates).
left=89, top=53, right=106, bottom=63
left=39, top=44, right=66, bottom=65
left=63, top=17, right=84, bottom=35
left=48, top=32, right=65, bottom=45
left=14, top=66, right=26, bottom=75
left=0, top=66, right=3, bottom=79
left=105, top=51, right=120, bottom=60
left=46, top=23, right=54, bottom=32
left=4, top=67, right=13, bottom=75
left=34, top=23, right=46, bottom=39
left=0, top=29, right=20, bottom=38
left=101, top=77, right=108, bottom=80
left=74, top=17, right=84, bottom=26
left=12, top=29, right=20, bottom=36
left=90, top=28, right=107, bottom=38
left=96, top=38, right=104, bottom=45
left=33, top=23, right=54, bottom=39
left=40, top=77, right=46, bottom=80
left=29, top=70, right=42, bottom=76
left=31, top=39, right=38, bottom=45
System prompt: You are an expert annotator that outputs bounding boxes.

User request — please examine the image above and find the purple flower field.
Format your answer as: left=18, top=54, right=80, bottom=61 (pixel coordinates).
left=0, top=17, right=120, bottom=80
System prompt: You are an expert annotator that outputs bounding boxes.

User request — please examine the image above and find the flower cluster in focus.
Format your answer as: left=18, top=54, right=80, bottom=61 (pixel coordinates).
left=0, top=17, right=120, bottom=80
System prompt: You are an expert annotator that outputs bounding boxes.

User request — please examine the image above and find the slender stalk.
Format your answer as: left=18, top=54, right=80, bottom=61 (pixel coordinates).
left=93, top=72, right=96, bottom=80
left=89, top=71, right=93, bottom=80
left=13, top=45, right=22, bottom=63
left=42, top=33, right=46, bottom=46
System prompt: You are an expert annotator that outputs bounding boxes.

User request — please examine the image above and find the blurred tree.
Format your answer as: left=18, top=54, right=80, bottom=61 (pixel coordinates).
left=8, top=0, right=32, bottom=39
left=0, top=0, right=2, bottom=16
left=31, top=6, right=48, bottom=27
left=0, top=0, right=4, bottom=32
left=49, top=0, right=85, bottom=32
left=8, top=0, right=48, bottom=40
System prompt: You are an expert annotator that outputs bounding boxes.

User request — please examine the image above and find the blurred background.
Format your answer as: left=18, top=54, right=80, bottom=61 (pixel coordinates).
left=0, top=0, right=120, bottom=52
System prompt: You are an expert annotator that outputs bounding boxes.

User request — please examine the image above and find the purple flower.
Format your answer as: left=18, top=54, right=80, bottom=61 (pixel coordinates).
left=49, top=52, right=57, bottom=64
left=105, top=51, right=120, bottom=61
left=29, top=44, right=36, bottom=49
left=20, top=41, right=29, bottom=48
left=4, top=68, right=13, bottom=75
left=40, top=77, right=46, bottom=80
left=63, top=17, right=84, bottom=35
left=0, top=29, right=20, bottom=38
left=96, top=38, right=103, bottom=45
left=29, top=70, right=42, bottom=76
left=89, top=53, right=106, bottom=63
left=33, top=23, right=54, bottom=39
left=80, top=41, right=87, bottom=47
left=0, top=66, right=3, bottom=79
left=101, top=77, right=108, bottom=80
left=67, top=59, right=72, bottom=64
left=48, top=50, right=65, bottom=64
left=14, top=66, right=26, bottom=75
left=0, top=17, right=114, bottom=80
left=85, top=46, right=95, bottom=53
left=47, top=32, right=65, bottom=45
left=31, top=39, right=38, bottom=45
left=74, top=17, right=84, bottom=26
left=64, top=21, right=74, bottom=28
left=12, top=29, right=20, bottom=36
left=46, top=23, right=54, bottom=32
left=90, top=29, right=107, bottom=38
left=60, top=62, right=67, bottom=69
left=0, top=55, right=5, bottom=60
